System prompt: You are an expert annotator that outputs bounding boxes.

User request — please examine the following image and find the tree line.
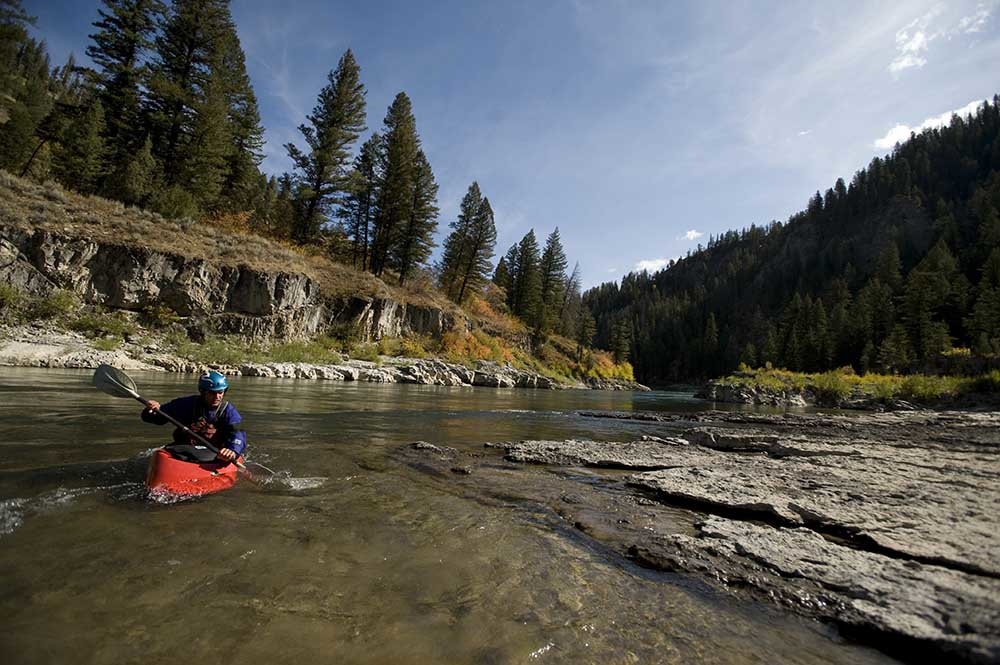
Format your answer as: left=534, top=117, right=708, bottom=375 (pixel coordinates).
left=585, top=96, right=1000, bottom=383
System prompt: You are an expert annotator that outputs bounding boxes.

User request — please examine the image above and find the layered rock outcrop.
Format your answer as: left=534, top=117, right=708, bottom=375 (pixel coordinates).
left=486, top=410, right=1000, bottom=663
left=0, top=224, right=459, bottom=342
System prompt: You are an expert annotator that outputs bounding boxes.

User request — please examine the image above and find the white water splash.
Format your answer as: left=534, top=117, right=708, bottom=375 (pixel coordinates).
left=0, top=485, right=129, bottom=537
left=529, top=642, right=555, bottom=659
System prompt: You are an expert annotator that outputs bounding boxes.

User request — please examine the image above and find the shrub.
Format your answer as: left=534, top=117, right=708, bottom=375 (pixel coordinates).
left=142, top=303, right=182, bottom=329
left=28, top=290, right=80, bottom=320
left=0, top=284, right=24, bottom=322
left=70, top=311, right=136, bottom=339
left=350, top=343, right=380, bottom=363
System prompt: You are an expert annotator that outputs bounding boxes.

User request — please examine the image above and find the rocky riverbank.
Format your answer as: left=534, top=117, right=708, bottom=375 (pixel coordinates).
left=402, top=408, right=1000, bottom=664
left=0, top=322, right=649, bottom=391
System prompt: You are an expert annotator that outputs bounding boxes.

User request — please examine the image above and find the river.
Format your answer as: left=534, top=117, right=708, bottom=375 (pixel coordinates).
left=0, top=367, right=898, bottom=664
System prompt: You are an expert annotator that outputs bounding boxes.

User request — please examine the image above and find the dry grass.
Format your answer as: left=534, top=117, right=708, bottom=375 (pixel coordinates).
left=0, top=171, right=412, bottom=303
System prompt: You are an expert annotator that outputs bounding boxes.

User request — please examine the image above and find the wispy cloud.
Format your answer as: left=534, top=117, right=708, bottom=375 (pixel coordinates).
left=889, top=3, right=997, bottom=75
left=681, top=229, right=704, bottom=241
left=635, top=257, right=674, bottom=272
left=873, top=99, right=985, bottom=149
left=889, top=11, right=939, bottom=74
left=797, top=129, right=812, bottom=136
left=959, top=2, right=995, bottom=32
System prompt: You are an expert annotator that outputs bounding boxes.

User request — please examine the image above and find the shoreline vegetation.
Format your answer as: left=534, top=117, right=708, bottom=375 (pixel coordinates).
left=0, top=289, right=643, bottom=390
left=700, top=364, right=1000, bottom=409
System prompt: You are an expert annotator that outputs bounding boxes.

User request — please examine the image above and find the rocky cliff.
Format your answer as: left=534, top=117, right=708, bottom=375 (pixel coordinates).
left=0, top=223, right=462, bottom=342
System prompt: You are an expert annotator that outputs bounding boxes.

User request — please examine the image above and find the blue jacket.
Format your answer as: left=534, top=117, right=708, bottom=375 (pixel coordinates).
left=141, top=395, right=247, bottom=455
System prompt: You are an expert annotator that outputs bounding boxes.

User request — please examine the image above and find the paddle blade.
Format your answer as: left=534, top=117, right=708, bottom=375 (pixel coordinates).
left=93, top=364, right=140, bottom=399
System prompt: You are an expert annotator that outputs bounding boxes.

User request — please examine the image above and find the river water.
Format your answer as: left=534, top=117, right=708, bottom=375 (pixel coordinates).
left=0, top=368, right=897, bottom=664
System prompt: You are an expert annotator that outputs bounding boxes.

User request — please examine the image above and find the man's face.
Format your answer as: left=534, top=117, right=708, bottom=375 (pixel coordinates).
left=201, top=389, right=225, bottom=408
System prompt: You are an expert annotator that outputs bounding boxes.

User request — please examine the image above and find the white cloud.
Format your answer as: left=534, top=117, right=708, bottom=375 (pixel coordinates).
left=797, top=129, right=812, bottom=136
left=889, top=3, right=996, bottom=75
left=959, top=3, right=994, bottom=32
left=873, top=99, right=985, bottom=149
left=682, top=229, right=704, bottom=241
left=890, top=23, right=933, bottom=73
left=606, top=267, right=619, bottom=273
left=635, top=258, right=671, bottom=272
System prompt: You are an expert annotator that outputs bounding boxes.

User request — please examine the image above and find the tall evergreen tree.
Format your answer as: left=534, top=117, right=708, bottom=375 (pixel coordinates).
left=370, top=92, right=418, bottom=276
left=438, top=181, right=483, bottom=298
left=393, top=149, right=439, bottom=285
left=285, top=49, right=366, bottom=242
left=52, top=99, right=107, bottom=194
left=509, top=230, right=543, bottom=326
left=439, top=182, right=497, bottom=303
left=559, top=262, right=582, bottom=337
left=538, top=227, right=568, bottom=331
left=338, top=134, right=381, bottom=270
left=86, top=0, right=163, bottom=178
left=146, top=0, right=228, bottom=185
left=0, top=1, right=52, bottom=176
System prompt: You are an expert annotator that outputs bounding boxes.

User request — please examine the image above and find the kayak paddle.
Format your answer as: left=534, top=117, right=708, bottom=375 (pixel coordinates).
left=92, top=364, right=274, bottom=479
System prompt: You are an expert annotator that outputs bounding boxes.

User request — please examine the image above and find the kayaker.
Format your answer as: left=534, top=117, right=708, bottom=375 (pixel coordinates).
left=141, top=370, right=247, bottom=463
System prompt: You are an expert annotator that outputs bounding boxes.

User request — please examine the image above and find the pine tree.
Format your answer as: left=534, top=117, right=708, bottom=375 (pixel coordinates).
left=146, top=0, right=229, bottom=186
left=492, top=255, right=510, bottom=292
left=117, top=134, right=157, bottom=205
left=215, top=16, right=264, bottom=210
left=439, top=182, right=497, bottom=303
left=285, top=49, right=365, bottom=242
left=509, top=230, right=542, bottom=326
left=393, top=149, right=439, bottom=285
left=966, top=248, right=1000, bottom=354
left=182, top=67, right=229, bottom=209
left=52, top=99, right=107, bottom=194
left=575, top=306, right=596, bottom=362
left=337, top=134, right=381, bottom=270
left=370, top=92, right=418, bottom=276
left=86, top=0, right=163, bottom=176
left=538, top=227, right=568, bottom=332
left=438, top=181, right=483, bottom=298
left=0, top=2, right=52, bottom=176
left=559, top=262, right=582, bottom=337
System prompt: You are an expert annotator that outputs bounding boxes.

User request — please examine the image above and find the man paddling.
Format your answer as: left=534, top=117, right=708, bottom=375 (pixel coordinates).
left=141, top=371, right=247, bottom=463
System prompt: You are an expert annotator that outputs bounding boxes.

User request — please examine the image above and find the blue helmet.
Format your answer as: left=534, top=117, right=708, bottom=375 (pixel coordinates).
left=198, top=370, right=228, bottom=392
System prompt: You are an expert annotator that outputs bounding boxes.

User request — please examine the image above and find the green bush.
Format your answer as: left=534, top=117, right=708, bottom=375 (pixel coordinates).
left=28, top=290, right=80, bottom=320
left=70, top=311, right=136, bottom=339
left=0, top=284, right=24, bottom=322
left=142, top=303, right=182, bottom=329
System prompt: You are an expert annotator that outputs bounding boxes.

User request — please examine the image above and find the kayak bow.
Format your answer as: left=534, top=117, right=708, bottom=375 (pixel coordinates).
left=146, top=448, right=240, bottom=496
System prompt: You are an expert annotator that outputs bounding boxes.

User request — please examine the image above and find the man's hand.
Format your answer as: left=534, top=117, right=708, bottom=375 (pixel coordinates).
left=146, top=400, right=160, bottom=413
left=217, top=448, right=237, bottom=462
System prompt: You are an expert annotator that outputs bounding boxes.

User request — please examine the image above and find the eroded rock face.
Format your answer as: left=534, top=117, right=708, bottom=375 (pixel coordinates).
left=0, top=225, right=460, bottom=343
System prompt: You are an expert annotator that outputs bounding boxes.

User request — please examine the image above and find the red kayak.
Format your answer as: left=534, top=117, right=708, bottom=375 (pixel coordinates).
left=146, top=448, right=240, bottom=496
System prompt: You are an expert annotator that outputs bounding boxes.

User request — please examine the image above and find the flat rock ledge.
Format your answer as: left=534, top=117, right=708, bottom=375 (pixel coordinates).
left=494, top=410, right=1000, bottom=663
left=0, top=324, right=650, bottom=391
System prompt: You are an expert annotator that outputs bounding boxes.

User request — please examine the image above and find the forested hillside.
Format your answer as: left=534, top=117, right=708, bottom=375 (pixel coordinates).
left=586, top=97, right=1000, bottom=384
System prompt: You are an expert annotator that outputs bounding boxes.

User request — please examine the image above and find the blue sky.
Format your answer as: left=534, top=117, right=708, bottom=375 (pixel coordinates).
left=24, top=0, right=1000, bottom=288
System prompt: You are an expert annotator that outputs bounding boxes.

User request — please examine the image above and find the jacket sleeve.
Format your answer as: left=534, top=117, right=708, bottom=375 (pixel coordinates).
left=139, top=397, right=192, bottom=425
left=218, top=404, right=247, bottom=456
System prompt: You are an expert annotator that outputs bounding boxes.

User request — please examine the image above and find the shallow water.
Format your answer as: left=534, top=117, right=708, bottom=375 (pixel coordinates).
left=0, top=368, right=898, bottom=664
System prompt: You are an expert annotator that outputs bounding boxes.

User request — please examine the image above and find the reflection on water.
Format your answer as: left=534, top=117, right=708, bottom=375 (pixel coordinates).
left=0, top=368, right=896, bottom=664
